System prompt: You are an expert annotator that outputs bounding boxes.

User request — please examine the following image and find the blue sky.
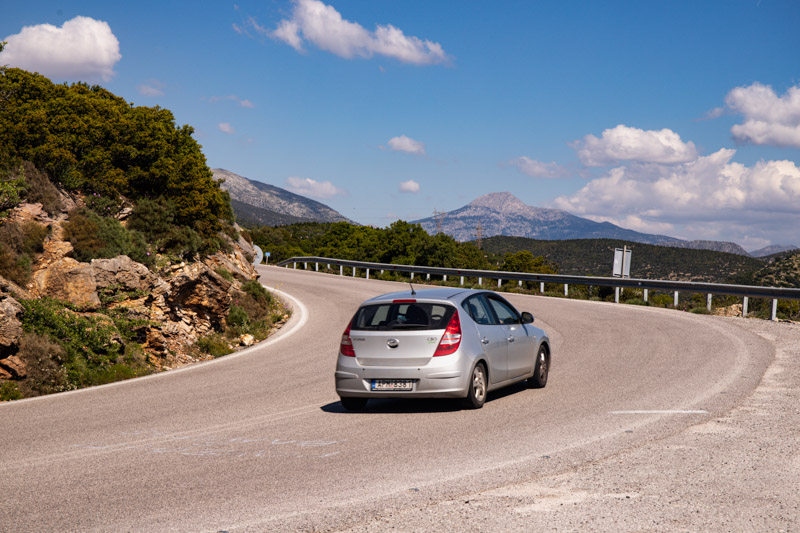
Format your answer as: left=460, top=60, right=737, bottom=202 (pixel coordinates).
left=2, top=0, right=799, bottom=250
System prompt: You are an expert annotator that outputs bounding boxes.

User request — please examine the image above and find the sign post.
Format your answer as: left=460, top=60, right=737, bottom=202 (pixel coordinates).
left=612, top=246, right=631, bottom=303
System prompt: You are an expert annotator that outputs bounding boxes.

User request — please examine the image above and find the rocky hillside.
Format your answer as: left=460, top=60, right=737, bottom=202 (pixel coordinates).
left=0, top=190, right=284, bottom=397
left=0, top=68, right=286, bottom=400
left=214, top=168, right=350, bottom=225
left=413, top=192, right=749, bottom=255
left=749, top=251, right=800, bottom=288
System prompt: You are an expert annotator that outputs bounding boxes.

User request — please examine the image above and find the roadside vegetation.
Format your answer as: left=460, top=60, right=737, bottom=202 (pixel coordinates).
left=247, top=220, right=799, bottom=322
left=0, top=67, right=287, bottom=401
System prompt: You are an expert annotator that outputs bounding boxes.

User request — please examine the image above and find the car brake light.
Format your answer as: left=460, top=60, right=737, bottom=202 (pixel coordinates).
left=393, top=299, right=417, bottom=303
left=434, top=311, right=461, bottom=356
left=340, top=320, right=356, bottom=357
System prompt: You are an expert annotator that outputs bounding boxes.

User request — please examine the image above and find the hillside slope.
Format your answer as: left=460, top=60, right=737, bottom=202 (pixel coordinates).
left=214, top=169, right=350, bottom=224
left=482, top=236, right=763, bottom=283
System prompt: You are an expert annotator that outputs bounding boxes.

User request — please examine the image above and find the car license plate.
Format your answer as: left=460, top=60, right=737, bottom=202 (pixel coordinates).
left=371, top=379, right=413, bottom=391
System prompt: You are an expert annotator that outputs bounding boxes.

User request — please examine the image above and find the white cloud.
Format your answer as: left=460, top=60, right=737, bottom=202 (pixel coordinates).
left=510, top=157, right=570, bottom=179
left=553, top=149, right=800, bottom=246
left=267, top=0, right=449, bottom=65
left=387, top=135, right=426, bottom=155
left=574, top=125, right=698, bottom=167
left=208, top=95, right=255, bottom=108
left=0, top=16, right=121, bottom=81
left=285, top=176, right=345, bottom=199
left=137, top=80, right=164, bottom=97
left=398, top=180, right=420, bottom=193
left=218, top=122, right=235, bottom=134
left=726, top=82, right=800, bottom=148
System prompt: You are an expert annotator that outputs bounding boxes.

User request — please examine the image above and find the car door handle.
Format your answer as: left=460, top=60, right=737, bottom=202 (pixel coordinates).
left=507, top=336, right=515, bottom=343
left=481, top=337, right=490, bottom=345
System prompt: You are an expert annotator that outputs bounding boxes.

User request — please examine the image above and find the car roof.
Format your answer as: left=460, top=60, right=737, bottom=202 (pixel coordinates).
left=362, top=287, right=485, bottom=305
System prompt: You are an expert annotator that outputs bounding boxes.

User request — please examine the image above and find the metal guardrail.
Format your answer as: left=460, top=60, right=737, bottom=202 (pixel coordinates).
left=275, top=256, right=800, bottom=320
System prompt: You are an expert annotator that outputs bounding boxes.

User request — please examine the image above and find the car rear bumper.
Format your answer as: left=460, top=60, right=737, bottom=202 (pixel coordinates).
left=335, top=354, right=470, bottom=398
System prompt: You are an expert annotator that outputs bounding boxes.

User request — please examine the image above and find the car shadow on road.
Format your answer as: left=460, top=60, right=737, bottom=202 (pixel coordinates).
left=320, top=381, right=531, bottom=414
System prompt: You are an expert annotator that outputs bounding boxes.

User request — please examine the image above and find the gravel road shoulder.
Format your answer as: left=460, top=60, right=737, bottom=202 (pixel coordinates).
left=337, top=317, right=800, bottom=532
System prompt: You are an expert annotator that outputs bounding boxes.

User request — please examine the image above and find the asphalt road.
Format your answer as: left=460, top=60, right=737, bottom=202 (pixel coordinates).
left=0, top=265, right=787, bottom=532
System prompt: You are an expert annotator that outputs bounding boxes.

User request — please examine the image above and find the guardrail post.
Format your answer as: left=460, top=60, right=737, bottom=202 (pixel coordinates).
left=303, top=262, right=308, bottom=270
left=411, top=272, right=415, bottom=280
left=293, top=262, right=297, bottom=269
left=478, top=277, right=482, bottom=286
left=772, top=299, right=778, bottom=321
left=674, top=291, right=679, bottom=307
left=353, top=267, right=356, bottom=277
left=518, top=280, right=522, bottom=287
left=460, top=276, right=464, bottom=286
left=427, top=273, right=430, bottom=281
left=707, top=294, right=712, bottom=311
left=497, top=278, right=502, bottom=288
left=539, top=282, right=544, bottom=293
left=743, top=296, right=748, bottom=317
left=564, top=284, right=568, bottom=297
left=644, top=289, right=649, bottom=302
left=339, top=265, right=343, bottom=276
left=615, top=287, right=620, bottom=303
left=315, top=262, right=319, bottom=272
left=366, top=268, right=370, bottom=280
left=381, top=270, right=384, bottom=275
left=444, top=275, right=447, bottom=282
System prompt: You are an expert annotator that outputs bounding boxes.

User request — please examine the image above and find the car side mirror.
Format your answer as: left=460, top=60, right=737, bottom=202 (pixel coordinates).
left=521, top=312, right=534, bottom=324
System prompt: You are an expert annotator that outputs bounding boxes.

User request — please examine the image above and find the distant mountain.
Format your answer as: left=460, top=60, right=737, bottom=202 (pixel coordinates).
left=229, top=199, right=310, bottom=227
left=749, top=244, right=799, bottom=258
left=414, top=192, right=683, bottom=244
left=663, top=240, right=750, bottom=256
left=213, top=168, right=350, bottom=225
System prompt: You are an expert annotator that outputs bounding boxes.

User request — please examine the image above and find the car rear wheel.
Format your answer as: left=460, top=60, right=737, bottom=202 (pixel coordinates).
left=528, top=346, right=548, bottom=389
left=462, top=363, right=487, bottom=409
left=340, top=397, right=368, bottom=411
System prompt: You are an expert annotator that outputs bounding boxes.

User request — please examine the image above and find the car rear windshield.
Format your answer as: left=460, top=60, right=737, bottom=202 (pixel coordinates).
left=351, top=302, right=456, bottom=331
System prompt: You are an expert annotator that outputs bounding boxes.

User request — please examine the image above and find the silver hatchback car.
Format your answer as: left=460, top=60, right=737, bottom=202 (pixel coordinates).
left=335, top=287, right=551, bottom=410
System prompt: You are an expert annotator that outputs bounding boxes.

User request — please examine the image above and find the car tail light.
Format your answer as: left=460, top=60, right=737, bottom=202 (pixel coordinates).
left=340, top=320, right=356, bottom=357
left=434, top=311, right=461, bottom=356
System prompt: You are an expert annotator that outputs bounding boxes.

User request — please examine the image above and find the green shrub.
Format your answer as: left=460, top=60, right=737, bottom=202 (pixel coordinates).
left=15, top=332, right=70, bottom=396
left=689, top=307, right=711, bottom=314
left=242, top=280, right=272, bottom=305
left=18, top=161, right=63, bottom=215
left=196, top=333, right=233, bottom=358
left=227, top=304, right=250, bottom=328
left=0, top=381, right=23, bottom=401
left=19, top=297, right=128, bottom=388
left=63, top=209, right=152, bottom=266
left=0, top=220, right=49, bottom=285
left=215, top=267, right=234, bottom=282
left=624, top=298, right=649, bottom=306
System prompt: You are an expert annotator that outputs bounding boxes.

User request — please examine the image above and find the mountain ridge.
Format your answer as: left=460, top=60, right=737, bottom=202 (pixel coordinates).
left=214, top=168, right=350, bottom=224
left=413, top=192, right=750, bottom=256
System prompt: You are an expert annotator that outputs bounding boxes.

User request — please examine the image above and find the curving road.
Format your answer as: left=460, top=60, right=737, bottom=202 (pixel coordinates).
left=0, top=266, right=782, bottom=531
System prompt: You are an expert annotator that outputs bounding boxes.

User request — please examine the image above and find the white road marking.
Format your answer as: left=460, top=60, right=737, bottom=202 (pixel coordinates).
left=611, top=410, right=709, bottom=414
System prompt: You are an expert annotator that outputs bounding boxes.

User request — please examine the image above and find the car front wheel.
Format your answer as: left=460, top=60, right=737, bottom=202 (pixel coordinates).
left=528, top=346, right=548, bottom=389
left=462, top=363, right=487, bottom=409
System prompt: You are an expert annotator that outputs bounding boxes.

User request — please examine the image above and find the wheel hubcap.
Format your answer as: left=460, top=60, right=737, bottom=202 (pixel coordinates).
left=538, top=351, right=547, bottom=380
left=473, top=367, right=486, bottom=401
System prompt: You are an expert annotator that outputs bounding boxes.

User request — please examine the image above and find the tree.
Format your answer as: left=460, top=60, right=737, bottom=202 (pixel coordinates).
left=0, top=68, right=231, bottom=236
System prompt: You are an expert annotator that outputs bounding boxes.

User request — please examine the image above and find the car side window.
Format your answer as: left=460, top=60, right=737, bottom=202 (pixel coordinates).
left=487, top=297, right=520, bottom=325
left=461, top=295, right=493, bottom=325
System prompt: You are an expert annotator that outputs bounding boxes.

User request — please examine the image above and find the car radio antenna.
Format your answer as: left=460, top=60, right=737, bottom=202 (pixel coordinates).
left=409, top=283, right=416, bottom=296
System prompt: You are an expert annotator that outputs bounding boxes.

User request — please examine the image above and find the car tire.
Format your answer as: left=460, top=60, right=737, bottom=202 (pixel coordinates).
left=528, top=346, right=548, bottom=389
left=340, top=397, right=368, bottom=411
left=462, top=363, right=487, bottom=409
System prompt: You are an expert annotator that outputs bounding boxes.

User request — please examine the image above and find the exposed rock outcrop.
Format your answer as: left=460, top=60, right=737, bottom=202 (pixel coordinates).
left=1, top=202, right=263, bottom=375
